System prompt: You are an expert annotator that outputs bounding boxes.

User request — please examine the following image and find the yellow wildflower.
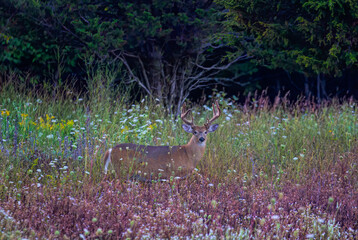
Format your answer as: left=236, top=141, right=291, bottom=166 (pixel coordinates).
left=46, top=114, right=55, bottom=121
left=67, top=120, right=74, bottom=127
left=1, top=110, right=10, bottom=116
left=121, top=126, right=129, bottom=134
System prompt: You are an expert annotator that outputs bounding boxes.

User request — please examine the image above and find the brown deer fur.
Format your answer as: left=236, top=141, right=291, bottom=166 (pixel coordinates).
left=102, top=101, right=221, bottom=180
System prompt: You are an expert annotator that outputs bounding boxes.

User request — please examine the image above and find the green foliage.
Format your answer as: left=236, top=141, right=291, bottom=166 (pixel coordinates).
left=217, top=0, right=358, bottom=76
left=0, top=74, right=358, bottom=238
left=0, top=0, right=221, bottom=90
left=0, top=0, right=84, bottom=80
left=1, top=73, right=357, bottom=182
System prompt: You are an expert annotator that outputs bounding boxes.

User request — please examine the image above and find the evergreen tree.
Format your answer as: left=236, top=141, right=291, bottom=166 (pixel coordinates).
left=217, top=0, right=358, bottom=97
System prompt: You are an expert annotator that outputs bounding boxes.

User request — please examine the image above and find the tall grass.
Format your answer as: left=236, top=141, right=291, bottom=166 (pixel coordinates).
left=0, top=73, right=357, bottom=239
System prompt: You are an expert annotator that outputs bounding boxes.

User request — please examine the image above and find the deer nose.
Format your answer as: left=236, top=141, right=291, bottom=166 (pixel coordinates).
left=199, top=137, right=205, bottom=142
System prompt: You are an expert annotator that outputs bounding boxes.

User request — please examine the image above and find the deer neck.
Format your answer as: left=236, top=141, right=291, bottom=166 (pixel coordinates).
left=183, top=135, right=207, bottom=167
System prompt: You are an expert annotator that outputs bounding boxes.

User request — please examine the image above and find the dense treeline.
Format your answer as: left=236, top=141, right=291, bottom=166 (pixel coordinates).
left=1, top=0, right=358, bottom=109
left=218, top=0, right=358, bottom=99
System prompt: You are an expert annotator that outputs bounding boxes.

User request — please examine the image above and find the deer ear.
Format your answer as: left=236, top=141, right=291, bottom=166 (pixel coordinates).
left=208, top=124, right=219, bottom=132
left=182, top=124, right=193, bottom=133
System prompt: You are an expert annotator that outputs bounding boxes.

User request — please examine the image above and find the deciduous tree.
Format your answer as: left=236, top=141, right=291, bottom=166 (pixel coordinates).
left=217, top=0, right=358, bottom=98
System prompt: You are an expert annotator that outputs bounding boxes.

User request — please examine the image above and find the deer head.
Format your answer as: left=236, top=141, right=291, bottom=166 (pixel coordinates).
left=181, top=100, right=221, bottom=145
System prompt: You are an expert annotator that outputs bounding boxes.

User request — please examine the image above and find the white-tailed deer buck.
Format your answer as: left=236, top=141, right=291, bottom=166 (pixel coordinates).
left=103, top=101, right=221, bottom=180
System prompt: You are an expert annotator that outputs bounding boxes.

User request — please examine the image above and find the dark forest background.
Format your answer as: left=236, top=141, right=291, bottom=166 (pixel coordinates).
left=1, top=0, right=358, bottom=113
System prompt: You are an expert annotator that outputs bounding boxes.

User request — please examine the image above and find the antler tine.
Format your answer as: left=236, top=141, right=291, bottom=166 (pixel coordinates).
left=206, top=100, right=221, bottom=126
left=181, top=102, right=194, bottom=126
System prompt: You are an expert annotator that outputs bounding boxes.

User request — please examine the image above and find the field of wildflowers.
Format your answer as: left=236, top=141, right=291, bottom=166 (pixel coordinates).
left=0, top=80, right=357, bottom=239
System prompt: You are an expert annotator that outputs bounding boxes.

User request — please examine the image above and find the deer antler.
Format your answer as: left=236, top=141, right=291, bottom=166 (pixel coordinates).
left=181, top=102, right=194, bottom=126
left=205, top=100, right=221, bottom=126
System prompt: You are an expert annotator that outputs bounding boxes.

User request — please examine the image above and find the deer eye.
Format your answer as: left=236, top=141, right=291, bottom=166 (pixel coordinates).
left=204, top=131, right=207, bottom=134
left=194, top=131, right=198, bottom=135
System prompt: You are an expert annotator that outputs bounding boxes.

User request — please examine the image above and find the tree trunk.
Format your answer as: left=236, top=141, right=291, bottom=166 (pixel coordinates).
left=148, top=46, right=163, bottom=102
left=316, top=74, right=321, bottom=102
left=347, top=69, right=352, bottom=95
left=320, top=74, right=328, bottom=99
left=276, top=78, right=281, bottom=95
left=303, top=74, right=310, bottom=98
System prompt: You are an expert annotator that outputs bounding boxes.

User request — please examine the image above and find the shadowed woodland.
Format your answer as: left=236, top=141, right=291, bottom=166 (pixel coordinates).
left=1, top=0, right=358, bottom=110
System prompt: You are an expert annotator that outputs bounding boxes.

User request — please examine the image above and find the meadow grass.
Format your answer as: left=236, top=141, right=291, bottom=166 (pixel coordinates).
left=0, top=75, right=357, bottom=239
